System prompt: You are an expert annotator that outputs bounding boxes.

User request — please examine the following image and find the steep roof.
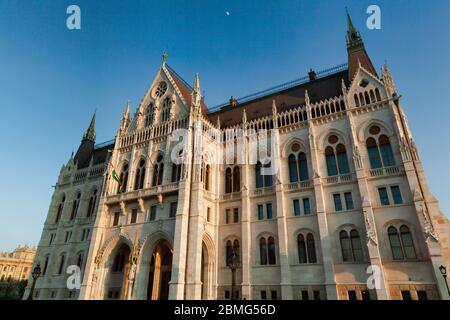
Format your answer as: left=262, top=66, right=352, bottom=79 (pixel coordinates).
left=207, top=66, right=349, bottom=128
left=164, top=64, right=208, bottom=114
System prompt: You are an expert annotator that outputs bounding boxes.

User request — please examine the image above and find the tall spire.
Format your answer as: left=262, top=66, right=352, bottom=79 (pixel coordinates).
left=345, top=7, right=377, bottom=80
left=120, top=101, right=130, bottom=130
left=192, top=73, right=202, bottom=108
left=82, top=112, right=96, bottom=142
left=346, top=7, right=363, bottom=50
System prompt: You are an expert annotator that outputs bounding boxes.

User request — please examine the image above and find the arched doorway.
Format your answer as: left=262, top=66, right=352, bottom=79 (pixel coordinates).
left=147, top=240, right=172, bottom=300
left=105, top=243, right=131, bottom=300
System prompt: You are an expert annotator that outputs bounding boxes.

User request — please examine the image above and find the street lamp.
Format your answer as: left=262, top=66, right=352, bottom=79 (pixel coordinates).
left=27, top=263, right=41, bottom=300
left=439, top=265, right=450, bottom=297
left=227, top=249, right=239, bottom=300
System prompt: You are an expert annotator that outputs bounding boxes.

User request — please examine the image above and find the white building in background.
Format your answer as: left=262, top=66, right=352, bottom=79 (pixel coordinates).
left=26, top=12, right=450, bottom=300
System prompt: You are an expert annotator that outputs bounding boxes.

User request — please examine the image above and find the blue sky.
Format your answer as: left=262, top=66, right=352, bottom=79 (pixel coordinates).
left=0, top=0, right=449, bottom=251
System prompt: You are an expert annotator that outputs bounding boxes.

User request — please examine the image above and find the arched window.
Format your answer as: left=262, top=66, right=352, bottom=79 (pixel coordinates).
left=42, top=256, right=49, bottom=275
left=364, top=92, right=370, bottom=104
left=145, top=103, right=155, bottom=127
left=268, top=237, right=276, bottom=265
left=369, top=90, right=376, bottom=103
left=255, top=162, right=263, bottom=188
left=399, top=225, right=417, bottom=259
left=375, top=88, right=381, bottom=101
left=118, top=163, right=129, bottom=193
left=233, top=240, right=240, bottom=257
left=336, top=144, right=350, bottom=174
left=255, top=161, right=273, bottom=188
left=288, top=154, right=298, bottom=182
left=77, top=252, right=84, bottom=268
left=134, top=159, right=146, bottom=190
left=259, top=237, right=267, bottom=265
left=225, top=168, right=232, bottom=193
left=325, top=146, right=338, bottom=176
left=152, top=155, right=164, bottom=186
left=171, top=151, right=183, bottom=183
left=306, top=233, right=317, bottom=263
left=233, top=167, right=240, bottom=192
left=226, top=240, right=232, bottom=265
left=161, top=97, right=172, bottom=123
left=388, top=226, right=404, bottom=260
left=298, top=152, right=309, bottom=181
left=353, top=94, right=359, bottom=108
left=366, top=137, right=382, bottom=169
left=112, top=246, right=128, bottom=272
left=379, top=135, right=395, bottom=166
left=86, top=189, right=98, bottom=217
left=297, top=234, right=307, bottom=263
left=55, top=195, right=65, bottom=223
left=70, top=192, right=81, bottom=220
left=204, top=164, right=210, bottom=190
left=340, top=230, right=352, bottom=262
left=58, top=254, right=65, bottom=275
left=350, top=230, right=363, bottom=261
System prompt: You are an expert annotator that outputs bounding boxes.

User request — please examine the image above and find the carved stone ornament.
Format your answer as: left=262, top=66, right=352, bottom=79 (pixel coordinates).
left=363, top=208, right=378, bottom=246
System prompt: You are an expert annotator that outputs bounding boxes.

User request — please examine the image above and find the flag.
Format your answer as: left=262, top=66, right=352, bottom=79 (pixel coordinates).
left=109, top=160, right=123, bottom=193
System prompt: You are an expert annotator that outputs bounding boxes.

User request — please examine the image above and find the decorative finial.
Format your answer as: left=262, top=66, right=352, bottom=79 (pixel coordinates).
left=162, top=51, right=168, bottom=65
left=82, top=112, right=96, bottom=142
left=305, top=90, right=310, bottom=106
left=192, top=73, right=202, bottom=108
left=242, top=108, right=247, bottom=123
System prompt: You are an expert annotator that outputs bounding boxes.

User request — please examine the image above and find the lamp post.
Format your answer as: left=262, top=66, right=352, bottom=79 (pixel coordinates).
left=27, top=263, right=41, bottom=300
left=227, top=249, right=239, bottom=300
left=439, top=265, right=450, bottom=298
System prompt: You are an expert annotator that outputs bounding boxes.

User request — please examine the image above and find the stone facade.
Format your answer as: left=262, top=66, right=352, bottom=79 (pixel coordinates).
left=26, top=13, right=450, bottom=300
left=0, top=246, right=35, bottom=282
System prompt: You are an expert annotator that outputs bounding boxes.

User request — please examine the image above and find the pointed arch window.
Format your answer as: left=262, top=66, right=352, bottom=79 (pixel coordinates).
left=76, top=252, right=84, bottom=268
left=226, top=240, right=233, bottom=265
left=306, top=233, right=317, bottom=263
left=288, top=154, right=298, bottom=182
left=134, top=159, right=146, bottom=190
left=204, top=164, right=210, bottom=190
left=225, top=168, right=232, bottom=193
left=118, top=163, right=129, bottom=193
left=336, top=144, right=350, bottom=174
left=145, top=103, right=155, bottom=127
left=161, top=97, right=172, bottom=123
left=259, top=237, right=267, bottom=265
left=267, top=237, right=276, bottom=265
left=388, top=225, right=416, bottom=260
left=70, top=192, right=81, bottom=220
left=86, top=189, right=98, bottom=217
left=379, top=135, right=395, bottom=166
left=298, top=152, right=309, bottom=181
left=325, top=146, right=338, bottom=176
left=297, top=234, right=307, bottom=263
left=297, top=233, right=317, bottom=263
left=233, top=167, right=240, bottom=192
left=152, top=155, right=164, bottom=186
left=366, top=128, right=395, bottom=168
left=388, top=226, right=404, bottom=260
left=400, top=225, right=416, bottom=259
left=55, top=195, right=65, bottom=223
left=172, top=150, right=183, bottom=183
left=366, top=137, right=382, bottom=169
left=255, top=161, right=273, bottom=188
left=340, top=229, right=363, bottom=262
left=42, top=256, right=49, bottom=276
left=58, top=254, right=65, bottom=275
left=375, top=88, right=381, bottom=101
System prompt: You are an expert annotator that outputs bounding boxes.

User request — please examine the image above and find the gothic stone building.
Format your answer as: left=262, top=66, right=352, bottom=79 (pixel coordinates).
left=26, top=13, right=450, bottom=300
